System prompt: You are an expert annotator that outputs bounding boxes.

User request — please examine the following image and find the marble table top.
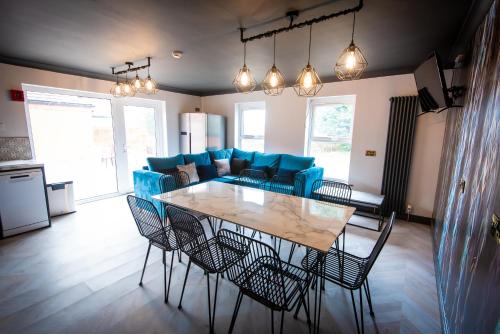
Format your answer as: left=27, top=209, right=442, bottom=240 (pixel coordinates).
left=153, top=181, right=356, bottom=253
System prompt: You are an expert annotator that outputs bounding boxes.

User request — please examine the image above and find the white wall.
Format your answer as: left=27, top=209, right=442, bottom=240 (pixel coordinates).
left=0, top=63, right=201, bottom=156
left=201, top=74, right=446, bottom=217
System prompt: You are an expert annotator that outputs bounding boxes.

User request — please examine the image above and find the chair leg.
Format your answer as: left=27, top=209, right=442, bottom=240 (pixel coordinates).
left=229, top=291, right=243, bottom=334
left=349, top=290, right=361, bottom=334
left=178, top=259, right=191, bottom=310
left=210, top=273, right=220, bottom=333
left=177, top=249, right=182, bottom=263
left=165, top=250, right=174, bottom=303
left=163, top=251, right=167, bottom=303
left=139, top=243, right=152, bottom=286
left=280, top=310, right=285, bottom=334
left=206, top=272, right=213, bottom=333
left=364, top=279, right=375, bottom=316
left=359, top=288, right=364, bottom=334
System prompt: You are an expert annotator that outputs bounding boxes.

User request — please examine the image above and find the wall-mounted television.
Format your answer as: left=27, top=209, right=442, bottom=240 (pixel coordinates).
left=414, top=52, right=451, bottom=112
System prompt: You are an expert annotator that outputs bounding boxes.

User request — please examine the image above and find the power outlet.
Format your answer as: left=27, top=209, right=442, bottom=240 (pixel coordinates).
left=0, top=122, right=5, bottom=133
left=365, top=150, right=376, bottom=157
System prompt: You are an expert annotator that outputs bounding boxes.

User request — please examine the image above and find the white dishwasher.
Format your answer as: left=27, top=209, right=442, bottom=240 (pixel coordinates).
left=0, top=168, right=50, bottom=237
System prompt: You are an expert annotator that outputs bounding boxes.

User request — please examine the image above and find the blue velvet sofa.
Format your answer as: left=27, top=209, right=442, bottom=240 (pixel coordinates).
left=133, top=148, right=323, bottom=211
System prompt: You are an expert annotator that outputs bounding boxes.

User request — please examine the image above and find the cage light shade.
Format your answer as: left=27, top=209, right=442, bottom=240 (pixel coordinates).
left=110, top=82, right=122, bottom=97
left=335, top=42, right=368, bottom=80
left=131, top=74, right=144, bottom=92
left=293, top=64, right=323, bottom=97
left=233, top=65, right=256, bottom=93
left=143, top=76, right=157, bottom=94
left=121, top=82, right=135, bottom=97
left=262, top=65, right=285, bottom=96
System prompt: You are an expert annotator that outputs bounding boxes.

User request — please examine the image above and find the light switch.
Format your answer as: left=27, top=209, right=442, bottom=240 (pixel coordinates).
left=365, top=150, right=376, bottom=157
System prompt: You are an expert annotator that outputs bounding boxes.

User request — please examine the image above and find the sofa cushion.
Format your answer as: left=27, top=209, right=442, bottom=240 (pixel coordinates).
left=196, top=164, right=218, bottom=181
left=184, top=152, right=211, bottom=166
left=147, top=154, right=185, bottom=172
left=214, top=158, right=231, bottom=176
left=232, top=148, right=255, bottom=163
left=213, top=176, right=236, bottom=184
left=279, top=154, right=314, bottom=171
left=231, top=158, right=249, bottom=175
left=177, top=162, right=199, bottom=183
left=253, top=152, right=281, bottom=177
left=249, top=164, right=269, bottom=178
left=276, top=168, right=300, bottom=185
left=209, top=148, right=233, bottom=162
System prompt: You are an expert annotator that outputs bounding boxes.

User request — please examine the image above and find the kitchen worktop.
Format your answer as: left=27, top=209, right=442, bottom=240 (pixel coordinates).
left=0, top=160, right=44, bottom=172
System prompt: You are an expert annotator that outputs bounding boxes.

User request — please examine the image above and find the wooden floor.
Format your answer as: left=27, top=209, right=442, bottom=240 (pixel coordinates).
left=0, top=195, right=441, bottom=334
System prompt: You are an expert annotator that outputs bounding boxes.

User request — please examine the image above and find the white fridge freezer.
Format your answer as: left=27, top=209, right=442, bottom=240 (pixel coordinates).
left=180, top=113, right=226, bottom=154
left=0, top=168, right=50, bottom=237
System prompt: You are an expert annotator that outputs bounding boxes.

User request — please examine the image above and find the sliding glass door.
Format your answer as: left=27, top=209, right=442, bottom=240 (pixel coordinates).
left=24, top=86, right=166, bottom=201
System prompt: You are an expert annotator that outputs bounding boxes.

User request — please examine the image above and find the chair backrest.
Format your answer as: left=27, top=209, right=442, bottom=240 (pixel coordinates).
left=166, top=205, right=216, bottom=267
left=311, top=179, right=352, bottom=206
left=126, top=195, right=176, bottom=249
left=235, top=169, right=267, bottom=189
left=159, top=170, right=190, bottom=192
left=364, top=212, right=396, bottom=276
left=269, top=175, right=295, bottom=195
left=217, top=229, right=287, bottom=308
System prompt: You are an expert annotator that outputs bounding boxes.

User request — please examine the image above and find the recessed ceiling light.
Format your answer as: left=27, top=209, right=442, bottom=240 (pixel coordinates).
left=171, top=51, right=183, bottom=59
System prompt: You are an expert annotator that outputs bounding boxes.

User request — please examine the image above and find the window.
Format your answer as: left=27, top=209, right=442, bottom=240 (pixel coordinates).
left=305, top=96, right=356, bottom=181
left=236, top=102, right=266, bottom=152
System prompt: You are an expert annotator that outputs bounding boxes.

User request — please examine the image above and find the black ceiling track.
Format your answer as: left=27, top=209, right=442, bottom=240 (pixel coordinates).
left=240, top=0, right=363, bottom=43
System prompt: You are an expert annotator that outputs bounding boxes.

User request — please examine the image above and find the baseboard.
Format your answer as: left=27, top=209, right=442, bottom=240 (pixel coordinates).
left=396, top=213, right=433, bottom=225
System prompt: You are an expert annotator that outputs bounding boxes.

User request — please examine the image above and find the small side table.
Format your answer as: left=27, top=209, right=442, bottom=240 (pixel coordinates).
left=349, top=190, right=385, bottom=232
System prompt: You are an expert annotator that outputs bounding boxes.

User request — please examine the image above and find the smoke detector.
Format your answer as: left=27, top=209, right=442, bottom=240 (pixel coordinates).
left=171, top=51, right=183, bottom=59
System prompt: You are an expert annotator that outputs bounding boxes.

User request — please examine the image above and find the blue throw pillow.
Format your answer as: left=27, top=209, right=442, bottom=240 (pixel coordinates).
left=232, top=148, right=255, bottom=163
left=250, top=164, right=269, bottom=178
left=196, top=165, right=218, bottom=181
left=276, top=168, right=300, bottom=185
left=147, top=154, right=185, bottom=172
left=253, top=152, right=281, bottom=177
left=208, top=148, right=233, bottom=162
left=279, top=154, right=314, bottom=171
left=184, top=152, right=211, bottom=166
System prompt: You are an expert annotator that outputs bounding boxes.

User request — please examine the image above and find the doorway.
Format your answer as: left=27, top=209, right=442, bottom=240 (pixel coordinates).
left=24, top=85, right=166, bottom=201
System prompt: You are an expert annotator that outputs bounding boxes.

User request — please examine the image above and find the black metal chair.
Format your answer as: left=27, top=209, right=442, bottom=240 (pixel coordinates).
left=166, top=206, right=247, bottom=333
left=299, top=212, right=396, bottom=334
left=218, top=228, right=312, bottom=334
left=126, top=195, right=178, bottom=303
left=310, top=179, right=353, bottom=206
left=159, top=172, right=216, bottom=236
left=234, top=169, right=267, bottom=189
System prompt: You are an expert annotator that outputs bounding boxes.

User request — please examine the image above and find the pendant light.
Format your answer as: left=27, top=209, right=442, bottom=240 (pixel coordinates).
left=143, top=66, right=157, bottom=94
left=293, top=25, right=323, bottom=97
left=233, top=42, right=256, bottom=93
left=110, top=75, right=122, bottom=97
left=334, top=12, right=367, bottom=80
left=262, top=33, right=285, bottom=96
left=131, top=70, right=144, bottom=92
left=121, top=73, right=135, bottom=97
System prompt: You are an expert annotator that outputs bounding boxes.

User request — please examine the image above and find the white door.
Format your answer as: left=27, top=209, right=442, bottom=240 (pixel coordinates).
left=113, top=98, right=166, bottom=192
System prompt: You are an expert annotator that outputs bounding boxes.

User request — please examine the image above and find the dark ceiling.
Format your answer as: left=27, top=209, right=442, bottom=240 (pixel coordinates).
left=0, top=0, right=472, bottom=96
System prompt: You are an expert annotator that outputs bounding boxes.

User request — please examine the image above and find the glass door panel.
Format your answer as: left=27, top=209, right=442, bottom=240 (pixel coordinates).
left=123, top=105, right=157, bottom=187
left=27, top=92, right=118, bottom=200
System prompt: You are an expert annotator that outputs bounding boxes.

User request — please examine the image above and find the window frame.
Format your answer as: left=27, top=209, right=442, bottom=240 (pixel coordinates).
left=305, top=95, right=356, bottom=181
left=235, top=101, right=266, bottom=151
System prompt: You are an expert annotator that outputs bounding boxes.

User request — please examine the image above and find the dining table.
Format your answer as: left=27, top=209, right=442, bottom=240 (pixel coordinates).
left=153, top=180, right=356, bottom=333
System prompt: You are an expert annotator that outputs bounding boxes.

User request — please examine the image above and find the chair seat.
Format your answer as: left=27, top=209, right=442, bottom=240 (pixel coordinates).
left=301, top=248, right=368, bottom=290
left=147, top=225, right=178, bottom=251
left=233, top=256, right=310, bottom=310
left=189, top=236, right=247, bottom=273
